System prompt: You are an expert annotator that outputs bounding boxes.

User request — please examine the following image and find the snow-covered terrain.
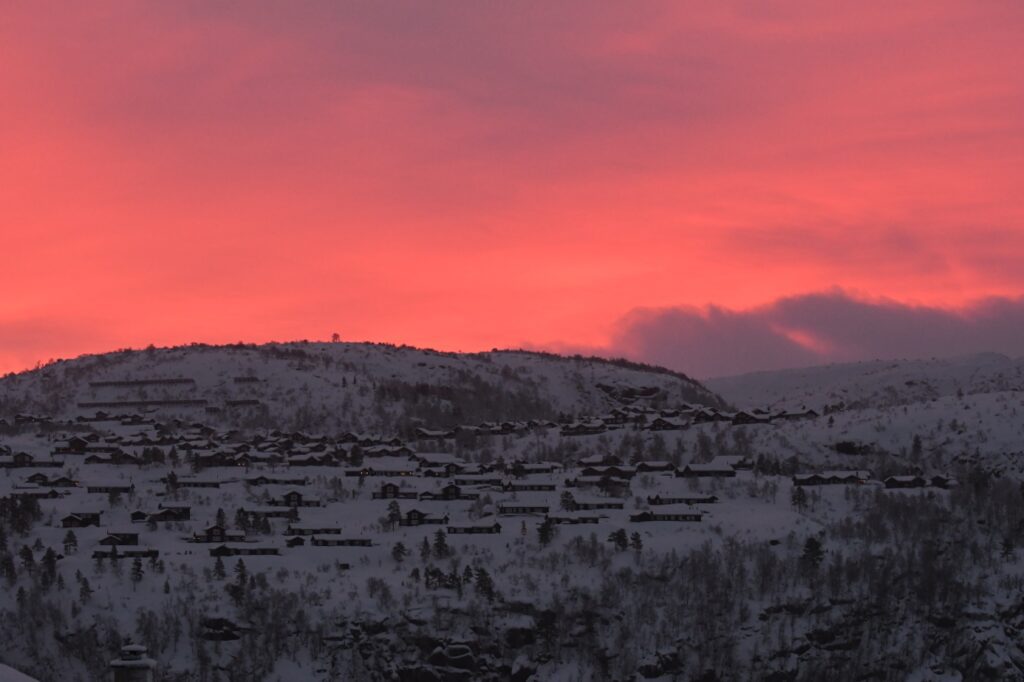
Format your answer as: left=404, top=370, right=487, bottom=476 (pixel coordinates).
left=707, top=352, right=1024, bottom=412
left=0, top=343, right=725, bottom=434
left=1, top=344, right=1024, bottom=681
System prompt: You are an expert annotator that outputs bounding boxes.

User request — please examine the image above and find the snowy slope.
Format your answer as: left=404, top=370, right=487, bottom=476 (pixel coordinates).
left=0, top=343, right=725, bottom=433
left=706, top=352, right=1024, bottom=411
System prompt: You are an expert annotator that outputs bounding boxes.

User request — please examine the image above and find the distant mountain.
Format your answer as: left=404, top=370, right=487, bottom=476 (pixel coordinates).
left=706, top=352, right=1024, bottom=411
left=0, top=342, right=725, bottom=433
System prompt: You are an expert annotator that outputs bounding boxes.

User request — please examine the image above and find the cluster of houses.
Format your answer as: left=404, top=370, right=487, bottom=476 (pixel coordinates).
left=2, top=402, right=955, bottom=572
left=412, top=404, right=819, bottom=441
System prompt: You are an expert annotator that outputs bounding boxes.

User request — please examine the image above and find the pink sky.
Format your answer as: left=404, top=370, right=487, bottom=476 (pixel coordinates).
left=2, top=2, right=1023, bottom=375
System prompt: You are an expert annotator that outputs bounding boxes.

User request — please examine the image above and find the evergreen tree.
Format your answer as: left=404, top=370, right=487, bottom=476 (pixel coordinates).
left=234, top=508, right=250, bottom=531
left=608, top=529, right=629, bottom=552
left=630, top=532, right=644, bottom=557
left=78, top=573, right=93, bottom=602
left=40, top=547, right=57, bottom=587
left=791, top=486, right=808, bottom=512
left=391, top=542, right=408, bottom=564
left=538, top=518, right=555, bottom=547
left=475, top=567, right=495, bottom=602
left=432, top=529, right=449, bottom=559
left=18, top=545, right=34, bottom=574
left=799, top=537, right=825, bottom=581
left=214, top=556, right=226, bottom=579
left=386, top=501, right=402, bottom=531
left=420, top=536, right=431, bottom=562
left=63, top=530, right=78, bottom=554
left=130, top=556, right=144, bottom=590
left=234, top=558, right=248, bottom=587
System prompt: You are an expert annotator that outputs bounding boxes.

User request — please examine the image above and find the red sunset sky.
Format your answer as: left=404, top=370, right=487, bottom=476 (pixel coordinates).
left=3, top=2, right=1023, bottom=377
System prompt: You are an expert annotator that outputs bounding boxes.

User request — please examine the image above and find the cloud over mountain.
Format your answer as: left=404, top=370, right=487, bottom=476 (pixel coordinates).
left=607, top=291, right=1024, bottom=378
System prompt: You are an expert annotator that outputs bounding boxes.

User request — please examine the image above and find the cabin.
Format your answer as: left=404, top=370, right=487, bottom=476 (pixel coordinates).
left=676, top=463, right=736, bottom=478
left=310, top=536, right=372, bottom=547
left=398, top=509, right=449, bottom=526
left=54, top=436, right=90, bottom=454
left=371, top=482, right=418, bottom=500
left=560, top=420, right=607, bottom=436
left=545, top=514, right=601, bottom=525
left=503, top=481, right=558, bottom=492
left=635, top=461, right=676, bottom=473
left=98, top=532, right=140, bottom=546
left=648, top=417, right=688, bottom=431
left=447, top=522, right=502, bottom=534
left=10, top=488, right=63, bottom=500
left=285, top=526, right=343, bottom=536
left=509, top=462, right=560, bottom=476
left=245, top=476, right=308, bottom=486
left=571, top=499, right=625, bottom=511
left=647, top=494, right=718, bottom=505
left=580, top=465, right=636, bottom=479
left=92, top=547, right=159, bottom=560
left=209, top=545, right=280, bottom=557
left=630, top=508, right=703, bottom=522
left=498, top=504, right=551, bottom=515
left=884, top=475, right=927, bottom=489
left=454, top=475, right=504, bottom=487
left=62, top=512, right=102, bottom=528
left=792, top=470, right=870, bottom=486
left=419, top=484, right=479, bottom=501
left=156, top=504, right=191, bottom=520
left=286, top=536, right=306, bottom=548
left=731, top=411, right=772, bottom=426
left=269, top=490, right=321, bottom=508
left=193, top=525, right=246, bottom=544
left=87, top=484, right=135, bottom=495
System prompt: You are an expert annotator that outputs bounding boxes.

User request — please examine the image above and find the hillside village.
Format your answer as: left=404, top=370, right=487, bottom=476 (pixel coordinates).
left=1, top=346, right=1024, bottom=680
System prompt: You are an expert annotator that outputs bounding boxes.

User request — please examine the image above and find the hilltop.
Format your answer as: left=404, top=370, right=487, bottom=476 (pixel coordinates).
left=0, top=342, right=726, bottom=434
left=707, top=352, right=1024, bottom=412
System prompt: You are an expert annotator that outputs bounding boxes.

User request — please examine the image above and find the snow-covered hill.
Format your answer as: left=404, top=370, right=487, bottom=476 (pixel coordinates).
left=707, top=352, right=1024, bottom=412
left=0, top=343, right=725, bottom=433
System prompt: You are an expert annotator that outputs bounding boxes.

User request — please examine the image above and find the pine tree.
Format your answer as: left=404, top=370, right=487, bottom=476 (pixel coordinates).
left=799, top=537, right=825, bottom=581
left=791, top=486, right=808, bottom=512
left=432, top=529, right=449, bottom=559
left=630, top=532, right=643, bottom=557
left=538, top=518, right=555, bottom=547
left=391, top=542, right=408, bottom=564
left=608, top=529, right=629, bottom=552
left=234, top=558, right=248, bottom=586
left=63, top=530, right=78, bottom=554
left=420, top=537, right=431, bottom=562
left=131, top=557, right=144, bottom=590
left=214, top=556, right=226, bottom=579
left=78, top=573, right=93, bottom=602
left=18, top=545, right=34, bottom=574
left=475, top=567, right=495, bottom=602
left=387, top=501, right=402, bottom=531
